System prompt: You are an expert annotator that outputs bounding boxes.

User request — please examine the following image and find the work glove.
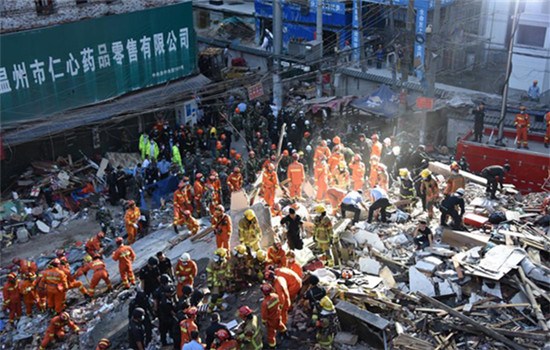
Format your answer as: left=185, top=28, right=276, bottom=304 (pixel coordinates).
left=133, top=223, right=139, bottom=228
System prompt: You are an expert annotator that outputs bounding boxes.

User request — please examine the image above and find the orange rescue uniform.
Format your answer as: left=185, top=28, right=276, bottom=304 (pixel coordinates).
left=3, top=279, right=22, bottom=322
left=287, top=161, right=305, bottom=198
left=261, top=292, right=286, bottom=348
left=545, top=111, right=550, bottom=145
left=227, top=171, right=244, bottom=192
left=179, top=318, right=198, bottom=349
left=514, top=112, right=530, bottom=147
left=262, top=170, right=279, bottom=208
left=272, top=276, right=291, bottom=325
left=349, top=161, right=366, bottom=191
left=112, top=245, right=136, bottom=288
left=314, top=162, right=329, bottom=201
left=174, top=259, right=198, bottom=298
left=39, top=267, right=68, bottom=313
left=18, top=278, right=38, bottom=316
left=314, top=145, right=331, bottom=164
left=75, top=259, right=112, bottom=297
left=124, top=206, right=141, bottom=245
left=267, top=247, right=287, bottom=268
left=211, top=213, right=232, bottom=251
left=39, top=315, right=80, bottom=349
left=275, top=267, right=302, bottom=301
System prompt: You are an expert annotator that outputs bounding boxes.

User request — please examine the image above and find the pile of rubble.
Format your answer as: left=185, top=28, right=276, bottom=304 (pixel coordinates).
left=289, top=180, right=549, bottom=349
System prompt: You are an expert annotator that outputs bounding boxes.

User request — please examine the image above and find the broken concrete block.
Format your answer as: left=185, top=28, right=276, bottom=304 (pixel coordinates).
left=482, top=281, right=502, bottom=299
left=510, top=291, right=529, bottom=311
left=437, top=280, right=455, bottom=296
left=16, top=227, right=30, bottom=243
left=334, top=331, right=358, bottom=346
left=230, top=190, right=249, bottom=212
left=415, top=260, right=438, bottom=274
left=36, top=220, right=50, bottom=233
left=409, top=267, right=435, bottom=296
left=358, top=257, right=381, bottom=275
left=354, top=230, right=386, bottom=252
left=379, top=266, right=396, bottom=288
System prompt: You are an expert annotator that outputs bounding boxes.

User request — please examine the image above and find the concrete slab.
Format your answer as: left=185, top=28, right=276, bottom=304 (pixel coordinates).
left=358, top=257, right=381, bottom=275
left=409, top=267, right=435, bottom=296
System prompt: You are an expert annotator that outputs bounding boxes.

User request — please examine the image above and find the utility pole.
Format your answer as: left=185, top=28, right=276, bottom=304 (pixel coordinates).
left=497, top=0, right=521, bottom=146
left=402, top=0, right=414, bottom=83
left=426, top=0, right=441, bottom=97
left=273, top=0, right=283, bottom=116
left=316, top=0, right=323, bottom=98
left=389, top=0, right=395, bottom=34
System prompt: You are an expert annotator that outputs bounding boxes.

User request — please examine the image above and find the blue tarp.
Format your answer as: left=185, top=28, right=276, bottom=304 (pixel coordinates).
left=351, top=84, right=400, bottom=118
left=145, top=175, right=179, bottom=209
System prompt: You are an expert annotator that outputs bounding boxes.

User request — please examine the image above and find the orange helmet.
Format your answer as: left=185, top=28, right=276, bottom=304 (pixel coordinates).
left=127, top=200, right=136, bottom=207
left=236, top=153, right=242, bottom=160
left=185, top=306, right=198, bottom=316
left=333, top=136, right=341, bottom=145
left=7, top=272, right=16, bottom=280
left=197, top=128, right=204, bottom=135
left=304, top=131, right=311, bottom=138
left=450, top=162, right=460, bottom=172
left=230, top=149, right=237, bottom=157
left=282, top=150, right=289, bottom=156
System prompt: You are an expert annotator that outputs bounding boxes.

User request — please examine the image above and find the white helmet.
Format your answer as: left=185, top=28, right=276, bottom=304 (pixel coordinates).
left=180, top=253, right=190, bottom=262
left=305, top=120, right=310, bottom=125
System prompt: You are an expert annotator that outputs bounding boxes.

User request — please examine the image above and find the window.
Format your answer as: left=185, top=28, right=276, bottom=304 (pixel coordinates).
left=516, top=24, right=547, bottom=48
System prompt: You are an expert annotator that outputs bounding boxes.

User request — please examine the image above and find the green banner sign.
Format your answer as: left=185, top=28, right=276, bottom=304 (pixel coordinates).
left=0, top=2, right=197, bottom=124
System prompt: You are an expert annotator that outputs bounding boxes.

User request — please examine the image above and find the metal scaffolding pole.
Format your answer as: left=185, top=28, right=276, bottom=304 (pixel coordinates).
left=273, top=0, right=283, bottom=116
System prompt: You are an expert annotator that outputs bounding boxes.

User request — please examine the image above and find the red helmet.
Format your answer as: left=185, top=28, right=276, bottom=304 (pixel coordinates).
left=184, top=306, right=198, bottom=316
left=97, top=338, right=111, bottom=350
left=260, top=283, right=273, bottom=295
left=127, top=200, right=136, bottom=207
left=60, top=312, right=70, bottom=321
left=7, top=272, right=16, bottom=280
left=271, top=144, right=277, bottom=150
left=264, top=270, right=275, bottom=281
left=97, top=231, right=105, bottom=239
left=230, top=149, right=237, bottom=157
left=50, top=258, right=61, bottom=267
left=197, top=128, right=204, bottom=135
left=215, top=329, right=231, bottom=342
left=304, top=131, right=311, bottom=138
left=196, top=173, right=203, bottom=179
left=183, top=210, right=191, bottom=216
left=236, top=154, right=242, bottom=160
left=282, top=150, right=289, bottom=156
left=238, top=305, right=253, bottom=318
left=115, top=237, right=123, bottom=245
left=222, top=157, right=229, bottom=165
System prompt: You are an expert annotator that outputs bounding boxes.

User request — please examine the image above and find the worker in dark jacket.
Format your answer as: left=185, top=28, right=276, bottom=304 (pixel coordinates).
left=440, top=188, right=466, bottom=229
left=472, top=102, right=485, bottom=142
left=481, top=164, right=510, bottom=199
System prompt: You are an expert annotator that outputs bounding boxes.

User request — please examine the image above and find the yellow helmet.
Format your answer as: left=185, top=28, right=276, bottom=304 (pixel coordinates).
left=399, top=168, right=409, bottom=177
left=420, top=169, right=432, bottom=179
left=214, top=248, right=227, bottom=258
left=235, top=244, right=247, bottom=255
left=314, top=205, right=326, bottom=214
left=256, top=249, right=267, bottom=262
left=83, top=254, right=92, bottom=263
left=319, top=296, right=335, bottom=311
left=244, top=209, right=255, bottom=220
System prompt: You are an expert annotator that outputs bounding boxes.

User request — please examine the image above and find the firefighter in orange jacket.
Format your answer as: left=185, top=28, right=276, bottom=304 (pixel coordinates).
left=514, top=106, right=530, bottom=149
left=444, top=162, right=466, bottom=197
left=174, top=207, right=200, bottom=235
left=544, top=109, right=550, bottom=148
left=112, top=237, right=136, bottom=289
left=371, top=134, right=382, bottom=158
left=286, top=251, right=303, bottom=278
left=267, top=242, right=287, bottom=268
left=39, top=311, right=80, bottom=350
left=38, top=258, right=68, bottom=313
left=2, top=272, right=22, bottom=322
left=262, top=163, right=279, bottom=208
left=227, top=167, right=244, bottom=192
left=287, top=153, right=306, bottom=199
left=12, top=258, right=38, bottom=276
left=377, top=164, right=389, bottom=191
left=328, top=146, right=344, bottom=172
left=181, top=177, right=194, bottom=212
left=179, top=306, right=199, bottom=349
left=58, top=254, right=89, bottom=298
left=74, top=255, right=112, bottom=297
left=125, top=200, right=141, bottom=244
left=213, top=329, right=239, bottom=350
left=265, top=269, right=291, bottom=326
left=260, top=283, right=286, bottom=349
left=174, top=180, right=188, bottom=211
left=368, top=155, right=380, bottom=188
left=18, top=272, right=39, bottom=316
left=269, top=266, right=303, bottom=301
left=174, top=253, right=198, bottom=298
left=349, top=154, right=366, bottom=191
left=314, top=140, right=332, bottom=165
left=194, top=173, right=205, bottom=216
left=211, top=204, right=232, bottom=250
left=85, top=231, right=105, bottom=257
left=314, top=156, right=329, bottom=201
left=331, top=162, right=350, bottom=190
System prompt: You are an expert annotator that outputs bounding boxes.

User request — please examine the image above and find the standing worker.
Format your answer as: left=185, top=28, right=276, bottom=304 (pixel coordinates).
left=514, top=106, right=530, bottom=149
left=280, top=207, right=304, bottom=250
left=314, top=156, right=329, bottom=201
left=349, top=154, right=366, bottom=191
left=312, top=205, right=335, bottom=266
left=239, top=209, right=263, bottom=252
left=179, top=307, right=199, bottom=349
left=262, top=163, right=279, bottom=210
left=125, top=200, right=141, bottom=244
left=18, top=272, right=39, bottom=317
left=287, top=153, right=306, bottom=199
left=211, top=204, right=232, bottom=251
left=440, top=188, right=466, bottom=229
left=236, top=305, right=263, bottom=350
left=419, top=169, right=439, bottom=220
left=74, top=255, right=112, bottom=297
left=472, top=102, right=485, bottom=142
left=444, top=162, right=466, bottom=197
left=2, top=273, right=22, bottom=323
left=397, top=168, right=416, bottom=211
left=206, top=248, right=231, bottom=312
left=112, top=237, right=136, bottom=289
left=260, top=283, right=286, bottom=349
left=315, top=296, right=340, bottom=350
left=481, top=164, right=510, bottom=199
left=174, top=253, right=198, bottom=298
left=39, top=258, right=68, bottom=314
left=39, top=312, right=80, bottom=350
left=227, top=167, right=244, bottom=192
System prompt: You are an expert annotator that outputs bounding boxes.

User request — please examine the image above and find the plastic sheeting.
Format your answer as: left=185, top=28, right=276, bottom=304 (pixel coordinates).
left=351, top=84, right=400, bottom=118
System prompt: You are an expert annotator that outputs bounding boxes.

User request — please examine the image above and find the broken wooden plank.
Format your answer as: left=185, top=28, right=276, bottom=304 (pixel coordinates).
left=418, top=292, right=527, bottom=350
left=441, top=228, right=490, bottom=248
left=190, top=227, right=214, bottom=242
left=518, top=266, right=549, bottom=331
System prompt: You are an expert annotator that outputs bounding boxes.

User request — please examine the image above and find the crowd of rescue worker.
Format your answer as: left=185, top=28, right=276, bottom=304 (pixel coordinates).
left=3, top=99, right=521, bottom=350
